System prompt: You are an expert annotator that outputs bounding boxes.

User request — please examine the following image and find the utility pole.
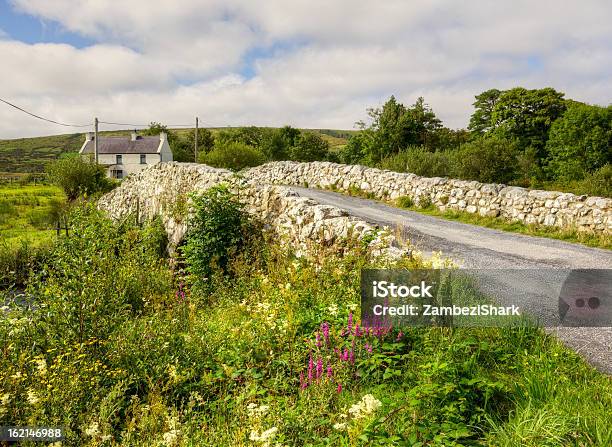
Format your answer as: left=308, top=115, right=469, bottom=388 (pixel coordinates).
left=94, top=117, right=99, bottom=163
left=194, top=116, right=199, bottom=163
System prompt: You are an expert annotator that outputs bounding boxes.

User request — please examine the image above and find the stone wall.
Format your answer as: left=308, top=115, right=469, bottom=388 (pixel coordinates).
left=246, top=162, right=611, bottom=233
left=97, top=163, right=409, bottom=259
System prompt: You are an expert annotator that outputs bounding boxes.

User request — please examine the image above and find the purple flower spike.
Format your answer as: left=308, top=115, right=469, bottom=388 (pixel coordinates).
left=337, top=383, right=342, bottom=393
left=349, top=349, right=355, bottom=364
left=348, top=312, right=353, bottom=331
left=308, top=356, right=314, bottom=383
left=396, top=331, right=404, bottom=341
left=316, top=358, right=323, bottom=380
left=321, top=322, right=330, bottom=345
left=327, top=365, right=333, bottom=379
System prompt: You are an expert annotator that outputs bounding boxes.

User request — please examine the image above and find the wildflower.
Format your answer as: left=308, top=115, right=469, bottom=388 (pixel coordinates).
left=326, top=365, right=333, bottom=379
left=364, top=343, right=373, bottom=353
left=348, top=394, right=382, bottom=420
left=321, top=322, right=330, bottom=344
left=347, top=312, right=353, bottom=331
left=316, top=358, right=323, bottom=380
left=299, top=372, right=308, bottom=390
left=315, top=332, right=322, bottom=348
left=327, top=303, right=338, bottom=316
left=396, top=331, right=404, bottom=341
left=337, top=383, right=342, bottom=393
left=26, top=389, right=39, bottom=405
left=250, top=426, right=278, bottom=444
left=162, top=429, right=181, bottom=446
left=307, top=356, right=314, bottom=383
left=84, top=421, right=100, bottom=437
left=333, top=422, right=347, bottom=431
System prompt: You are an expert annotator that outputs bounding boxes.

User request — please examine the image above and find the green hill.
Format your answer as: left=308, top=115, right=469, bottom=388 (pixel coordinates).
left=0, top=128, right=353, bottom=174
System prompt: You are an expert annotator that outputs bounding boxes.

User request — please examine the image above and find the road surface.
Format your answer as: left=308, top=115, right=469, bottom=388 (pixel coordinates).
left=293, top=187, right=612, bottom=374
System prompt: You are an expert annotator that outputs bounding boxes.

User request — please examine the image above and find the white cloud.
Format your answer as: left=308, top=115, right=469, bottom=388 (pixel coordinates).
left=0, top=0, right=610, bottom=138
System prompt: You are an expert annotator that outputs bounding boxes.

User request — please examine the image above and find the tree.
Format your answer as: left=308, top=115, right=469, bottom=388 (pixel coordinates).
left=453, top=136, right=519, bottom=184
left=200, top=141, right=266, bottom=171
left=365, top=96, right=443, bottom=162
left=261, top=126, right=300, bottom=161
left=46, top=154, right=114, bottom=201
left=490, top=87, right=566, bottom=156
left=290, top=132, right=331, bottom=162
left=546, top=103, right=611, bottom=181
left=468, top=89, right=502, bottom=135
left=187, top=127, right=215, bottom=155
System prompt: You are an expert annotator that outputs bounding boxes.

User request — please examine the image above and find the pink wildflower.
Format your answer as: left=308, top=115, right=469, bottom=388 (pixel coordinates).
left=316, top=358, right=323, bottom=380
left=337, top=383, right=342, bottom=393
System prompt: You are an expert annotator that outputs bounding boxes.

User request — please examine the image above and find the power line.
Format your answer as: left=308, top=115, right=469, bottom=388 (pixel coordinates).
left=98, top=120, right=195, bottom=128
left=1, top=97, right=204, bottom=130
left=0, top=97, right=91, bottom=128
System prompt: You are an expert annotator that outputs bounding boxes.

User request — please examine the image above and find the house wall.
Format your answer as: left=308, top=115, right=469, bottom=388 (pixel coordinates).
left=99, top=153, right=161, bottom=178
left=159, top=139, right=173, bottom=162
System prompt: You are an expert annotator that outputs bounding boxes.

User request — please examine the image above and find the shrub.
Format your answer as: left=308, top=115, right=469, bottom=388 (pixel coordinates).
left=453, top=136, right=519, bottom=184
left=45, top=155, right=115, bottom=201
left=379, top=146, right=452, bottom=177
left=396, top=195, right=415, bottom=209
left=545, top=103, right=611, bottom=182
left=200, top=141, right=266, bottom=171
left=180, top=185, right=259, bottom=285
left=290, top=132, right=332, bottom=162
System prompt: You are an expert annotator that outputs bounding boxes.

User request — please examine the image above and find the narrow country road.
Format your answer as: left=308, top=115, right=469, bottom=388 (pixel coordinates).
left=292, top=187, right=612, bottom=374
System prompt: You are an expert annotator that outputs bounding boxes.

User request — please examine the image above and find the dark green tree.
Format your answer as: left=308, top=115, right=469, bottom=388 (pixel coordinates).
left=490, top=87, right=566, bottom=155
left=546, top=103, right=611, bottom=181
left=468, top=89, right=502, bottom=135
left=290, top=132, right=331, bottom=162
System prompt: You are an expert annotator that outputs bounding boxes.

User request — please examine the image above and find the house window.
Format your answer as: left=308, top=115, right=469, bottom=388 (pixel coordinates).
left=116, top=154, right=123, bottom=164
left=140, top=154, right=146, bottom=164
left=111, top=169, right=123, bottom=179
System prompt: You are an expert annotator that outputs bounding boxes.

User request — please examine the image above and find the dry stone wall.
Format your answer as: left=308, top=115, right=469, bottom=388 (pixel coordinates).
left=246, top=162, right=611, bottom=233
left=97, top=162, right=409, bottom=259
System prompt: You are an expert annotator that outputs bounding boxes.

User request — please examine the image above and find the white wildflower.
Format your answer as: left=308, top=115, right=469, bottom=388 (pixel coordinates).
left=333, top=422, right=347, bottom=431
left=347, top=303, right=358, bottom=311
left=348, top=394, right=382, bottom=420
left=250, top=427, right=278, bottom=444
left=162, top=429, right=181, bottom=446
left=26, top=389, right=40, bottom=405
left=327, top=303, right=338, bottom=316
left=84, top=421, right=100, bottom=437
left=35, top=358, right=47, bottom=375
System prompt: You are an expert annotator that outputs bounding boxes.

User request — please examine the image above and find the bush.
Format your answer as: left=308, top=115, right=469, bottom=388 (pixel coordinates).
left=200, top=141, right=266, bottom=171
left=379, top=146, right=452, bottom=177
left=545, top=103, right=611, bottom=182
left=181, top=185, right=259, bottom=285
left=453, top=136, right=519, bottom=184
left=290, top=132, right=332, bottom=162
left=46, top=155, right=115, bottom=201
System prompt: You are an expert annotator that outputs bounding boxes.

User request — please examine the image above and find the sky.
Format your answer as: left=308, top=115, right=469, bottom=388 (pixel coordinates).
left=0, top=0, right=610, bottom=138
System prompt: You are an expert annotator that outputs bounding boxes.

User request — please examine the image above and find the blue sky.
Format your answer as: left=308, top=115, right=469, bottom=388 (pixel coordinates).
left=0, top=0, right=610, bottom=138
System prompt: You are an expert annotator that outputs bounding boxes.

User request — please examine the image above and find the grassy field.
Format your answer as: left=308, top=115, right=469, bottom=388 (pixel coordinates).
left=0, top=183, right=65, bottom=247
left=0, top=128, right=351, bottom=173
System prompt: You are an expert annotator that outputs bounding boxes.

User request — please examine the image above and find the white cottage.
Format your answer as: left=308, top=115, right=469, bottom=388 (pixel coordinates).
left=79, top=131, right=173, bottom=179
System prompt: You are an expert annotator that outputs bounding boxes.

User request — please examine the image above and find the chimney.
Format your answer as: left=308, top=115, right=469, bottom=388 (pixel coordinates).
left=160, top=131, right=167, bottom=142
left=85, top=132, right=94, bottom=142
left=130, top=130, right=138, bottom=141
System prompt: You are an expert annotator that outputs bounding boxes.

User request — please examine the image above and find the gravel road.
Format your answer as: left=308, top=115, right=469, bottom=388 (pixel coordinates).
left=292, top=187, right=612, bottom=374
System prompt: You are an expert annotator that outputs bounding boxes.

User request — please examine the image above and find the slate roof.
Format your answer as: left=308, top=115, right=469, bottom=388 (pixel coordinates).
left=81, top=136, right=161, bottom=154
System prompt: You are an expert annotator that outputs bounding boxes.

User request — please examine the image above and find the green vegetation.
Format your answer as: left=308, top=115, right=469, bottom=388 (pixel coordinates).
left=342, top=88, right=611, bottom=197
left=46, top=155, right=116, bottom=201
left=199, top=141, right=267, bottom=171
left=0, top=183, right=64, bottom=247
left=0, top=183, right=65, bottom=288
left=1, top=193, right=611, bottom=446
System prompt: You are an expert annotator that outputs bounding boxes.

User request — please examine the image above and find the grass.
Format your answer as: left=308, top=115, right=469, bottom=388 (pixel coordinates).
left=0, top=183, right=65, bottom=248
left=331, top=186, right=611, bottom=250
